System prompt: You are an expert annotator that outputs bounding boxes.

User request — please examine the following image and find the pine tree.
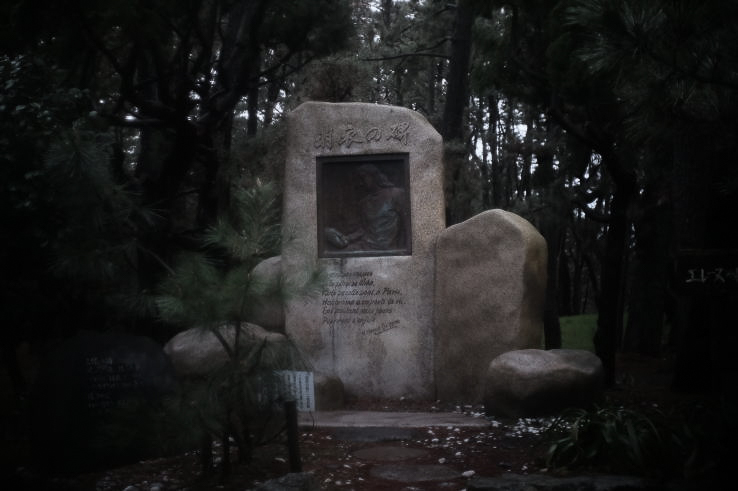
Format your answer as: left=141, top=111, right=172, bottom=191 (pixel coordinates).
left=154, top=180, right=322, bottom=473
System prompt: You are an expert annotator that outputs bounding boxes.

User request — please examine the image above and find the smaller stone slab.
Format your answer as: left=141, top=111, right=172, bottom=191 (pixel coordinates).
left=353, top=445, right=427, bottom=461
left=328, top=427, right=417, bottom=442
left=435, top=209, right=547, bottom=403
left=299, top=410, right=489, bottom=429
left=370, top=464, right=459, bottom=482
left=483, top=349, right=604, bottom=417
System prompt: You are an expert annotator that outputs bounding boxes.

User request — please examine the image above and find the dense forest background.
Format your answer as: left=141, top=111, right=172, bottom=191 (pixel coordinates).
left=2, top=0, right=738, bottom=395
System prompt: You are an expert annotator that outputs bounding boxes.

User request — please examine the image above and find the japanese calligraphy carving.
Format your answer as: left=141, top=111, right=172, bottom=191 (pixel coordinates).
left=313, top=122, right=410, bottom=150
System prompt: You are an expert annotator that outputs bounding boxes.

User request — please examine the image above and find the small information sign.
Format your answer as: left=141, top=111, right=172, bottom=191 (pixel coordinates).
left=275, top=370, right=315, bottom=412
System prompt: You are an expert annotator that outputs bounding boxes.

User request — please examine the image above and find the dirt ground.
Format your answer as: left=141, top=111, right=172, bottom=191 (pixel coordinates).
left=65, top=406, right=550, bottom=491
left=2, top=352, right=720, bottom=490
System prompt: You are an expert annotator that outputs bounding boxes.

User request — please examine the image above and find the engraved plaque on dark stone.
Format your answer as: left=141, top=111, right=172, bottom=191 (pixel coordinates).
left=318, top=153, right=411, bottom=258
left=31, top=332, right=177, bottom=473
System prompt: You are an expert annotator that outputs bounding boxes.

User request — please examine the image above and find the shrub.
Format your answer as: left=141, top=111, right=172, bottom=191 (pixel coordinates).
left=541, top=400, right=733, bottom=479
left=543, top=405, right=667, bottom=475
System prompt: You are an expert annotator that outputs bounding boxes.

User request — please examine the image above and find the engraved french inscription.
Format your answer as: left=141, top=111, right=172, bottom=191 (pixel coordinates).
left=321, top=271, right=406, bottom=335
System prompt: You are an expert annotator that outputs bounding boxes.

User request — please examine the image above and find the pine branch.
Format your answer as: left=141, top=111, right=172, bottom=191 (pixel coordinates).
left=138, top=246, right=177, bottom=276
left=363, top=37, right=452, bottom=62
left=363, top=51, right=450, bottom=62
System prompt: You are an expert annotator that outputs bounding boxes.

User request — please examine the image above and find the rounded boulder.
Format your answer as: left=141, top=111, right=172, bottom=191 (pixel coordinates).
left=249, top=255, right=286, bottom=332
left=483, top=349, right=604, bottom=417
left=164, top=323, right=288, bottom=377
left=314, top=372, right=345, bottom=410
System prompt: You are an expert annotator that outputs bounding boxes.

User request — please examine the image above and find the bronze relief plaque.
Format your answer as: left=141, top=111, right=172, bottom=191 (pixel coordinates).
left=317, top=153, right=411, bottom=258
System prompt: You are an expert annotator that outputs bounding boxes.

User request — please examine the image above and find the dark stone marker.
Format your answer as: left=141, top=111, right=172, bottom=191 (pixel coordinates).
left=32, top=332, right=177, bottom=473
left=317, top=153, right=411, bottom=258
left=671, top=249, right=738, bottom=396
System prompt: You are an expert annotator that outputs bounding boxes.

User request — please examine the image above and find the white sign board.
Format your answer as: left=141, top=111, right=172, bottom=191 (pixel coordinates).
left=275, top=370, right=315, bottom=412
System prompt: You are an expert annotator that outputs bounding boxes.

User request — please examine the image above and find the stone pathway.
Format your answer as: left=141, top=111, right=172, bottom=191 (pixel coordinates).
left=289, top=411, right=657, bottom=490
left=298, top=411, right=486, bottom=486
left=351, top=444, right=460, bottom=485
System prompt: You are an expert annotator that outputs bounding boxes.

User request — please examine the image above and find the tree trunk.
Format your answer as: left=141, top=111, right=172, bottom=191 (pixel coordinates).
left=623, top=179, right=671, bottom=355
left=487, top=94, right=503, bottom=208
left=427, top=59, right=438, bottom=116
left=520, top=111, right=534, bottom=200
left=558, top=245, right=573, bottom=316
left=247, top=80, right=260, bottom=137
left=535, top=117, right=564, bottom=348
left=570, top=242, right=584, bottom=314
left=570, top=220, right=602, bottom=311
left=477, top=98, right=491, bottom=209
left=442, top=0, right=475, bottom=224
left=263, top=77, right=281, bottom=127
left=441, top=0, right=474, bottom=141
left=199, top=431, right=214, bottom=475
left=395, top=68, right=404, bottom=106
left=593, top=151, right=636, bottom=387
left=381, top=0, right=393, bottom=27
left=135, top=124, right=197, bottom=268
left=542, top=223, right=563, bottom=349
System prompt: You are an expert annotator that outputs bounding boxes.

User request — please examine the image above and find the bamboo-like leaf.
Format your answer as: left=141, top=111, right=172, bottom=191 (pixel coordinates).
left=625, top=418, right=643, bottom=468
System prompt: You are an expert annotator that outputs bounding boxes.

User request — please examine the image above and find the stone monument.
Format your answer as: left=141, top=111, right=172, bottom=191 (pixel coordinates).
left=282, top=102, right=445, bottom=400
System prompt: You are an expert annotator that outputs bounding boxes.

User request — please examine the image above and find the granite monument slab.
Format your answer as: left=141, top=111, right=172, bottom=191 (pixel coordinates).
left=281, top=102, right=444, bottom=400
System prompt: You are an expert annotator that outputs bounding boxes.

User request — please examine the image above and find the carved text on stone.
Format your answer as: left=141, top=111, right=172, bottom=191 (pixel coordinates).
left=313, top=122, right=410, bottom=150
left=321, top=271, right=406, bottom=335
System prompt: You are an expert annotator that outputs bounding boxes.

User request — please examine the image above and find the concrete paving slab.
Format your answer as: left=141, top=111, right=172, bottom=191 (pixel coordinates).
left=352, top=445, right=428, bottom=461
left=327, top=427, right=417, bottom=442
left=369, top=464, right=460, bottom=482
left=298, top=411, right=489, bottom=429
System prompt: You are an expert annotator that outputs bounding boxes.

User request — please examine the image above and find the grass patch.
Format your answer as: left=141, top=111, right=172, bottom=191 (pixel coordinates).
left=559, top=314, right=597, bottom=351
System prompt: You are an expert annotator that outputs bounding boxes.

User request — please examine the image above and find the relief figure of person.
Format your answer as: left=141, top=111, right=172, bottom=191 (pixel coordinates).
left=324, top=164, right=408, bottom=252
